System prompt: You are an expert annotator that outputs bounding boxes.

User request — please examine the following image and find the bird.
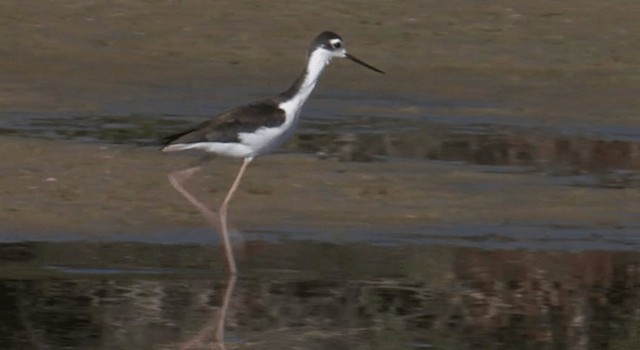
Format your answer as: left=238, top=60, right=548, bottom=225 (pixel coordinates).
left=162, top=31, right=384, bottom=274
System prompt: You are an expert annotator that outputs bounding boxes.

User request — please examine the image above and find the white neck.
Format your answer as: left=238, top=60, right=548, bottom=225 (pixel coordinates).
left=298, top=49, right=331, bottom=100
left=279, top=49, right=332, bottom=119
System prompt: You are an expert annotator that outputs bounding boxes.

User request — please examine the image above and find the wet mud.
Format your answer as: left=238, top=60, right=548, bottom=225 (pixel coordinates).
left=1, top=0, right=640, bottom=348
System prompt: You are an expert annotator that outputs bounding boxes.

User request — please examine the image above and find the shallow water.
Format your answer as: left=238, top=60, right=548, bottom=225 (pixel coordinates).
left=2, top=229, right=640, bottom=350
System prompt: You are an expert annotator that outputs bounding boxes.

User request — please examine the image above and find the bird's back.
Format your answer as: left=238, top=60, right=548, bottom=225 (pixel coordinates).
left=162, top=99, right=288, bottom=156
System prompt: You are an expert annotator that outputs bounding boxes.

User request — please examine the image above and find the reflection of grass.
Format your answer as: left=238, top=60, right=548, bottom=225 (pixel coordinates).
left=0, top=241, right=223, bottom=280
left=8, top=115, right=189, bottom=144
left=0, top=128, right=18, bottom=136
left=369, top=329, right=415, bottom=350
left=7, top=113, right=640, bottom=190
left=602, top=307, right=640, bottom=350
left=5, top=240, right=640, bottom=349
left=0, top=262, right=66, bottom=279
left=610, top=311, right=640, bottom=349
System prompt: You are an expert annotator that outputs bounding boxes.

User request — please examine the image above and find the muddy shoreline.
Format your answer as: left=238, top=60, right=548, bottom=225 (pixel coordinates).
left=0, top=136, right=637, bottom=238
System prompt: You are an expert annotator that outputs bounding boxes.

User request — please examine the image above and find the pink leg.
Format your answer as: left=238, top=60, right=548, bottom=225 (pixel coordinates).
left=219, top=157, right=253, bottom=220
left=168, top=166, right=237, bottom=274
left=178, top=274, right=236, bottom=349
left=168, top=166, right=221, bottom=227
left=218, top=157, right=253, bottom=275
left=214, top=274, right=237, bottom=342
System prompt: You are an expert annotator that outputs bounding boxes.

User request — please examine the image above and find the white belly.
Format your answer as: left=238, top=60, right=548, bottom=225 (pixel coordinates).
left=238, top=122, right=297, bottom=157
left=164, top=122, right=297, bottom=158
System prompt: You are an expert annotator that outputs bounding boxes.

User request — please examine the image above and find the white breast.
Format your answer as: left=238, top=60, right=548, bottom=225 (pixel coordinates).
left=238, top=118, right=298, bottom=157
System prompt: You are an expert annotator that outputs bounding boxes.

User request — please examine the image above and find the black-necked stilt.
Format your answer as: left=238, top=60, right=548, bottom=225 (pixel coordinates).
left=163, top=31, right=384, bottom=274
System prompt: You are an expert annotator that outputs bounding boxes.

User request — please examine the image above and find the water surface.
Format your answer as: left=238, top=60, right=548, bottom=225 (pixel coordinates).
left=2, top=228, right=640, bottom=349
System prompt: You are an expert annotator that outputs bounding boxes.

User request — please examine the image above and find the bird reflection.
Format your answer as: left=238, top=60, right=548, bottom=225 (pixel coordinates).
left=178, top=273, right=237, bottom=350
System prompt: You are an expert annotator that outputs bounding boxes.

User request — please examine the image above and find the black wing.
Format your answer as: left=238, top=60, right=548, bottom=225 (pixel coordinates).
left=163, top=99, right=286, bottom=146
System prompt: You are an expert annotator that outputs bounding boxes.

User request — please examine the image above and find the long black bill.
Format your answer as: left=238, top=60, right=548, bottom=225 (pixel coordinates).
left=346, top=53, right=385, bottom=74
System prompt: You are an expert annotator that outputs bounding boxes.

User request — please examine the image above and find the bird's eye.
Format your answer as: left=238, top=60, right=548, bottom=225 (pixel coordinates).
left=332, top=41, right=342, bottom=49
